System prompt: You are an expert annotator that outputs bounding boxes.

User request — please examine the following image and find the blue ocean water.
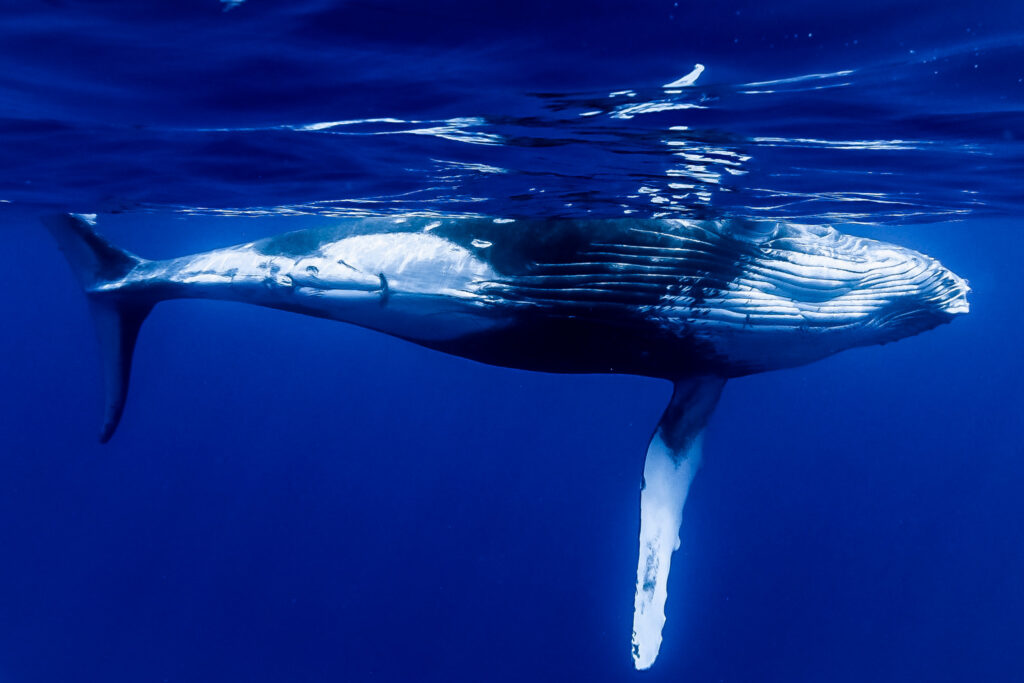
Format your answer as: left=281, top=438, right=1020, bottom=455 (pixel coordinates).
left=1, top=1, right=1023, bottom=681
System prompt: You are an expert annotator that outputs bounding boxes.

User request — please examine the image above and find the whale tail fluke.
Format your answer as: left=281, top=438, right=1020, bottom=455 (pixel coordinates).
left=43, top=213, right=152, bottom=443
left=632, top=376, right=725, bottom=670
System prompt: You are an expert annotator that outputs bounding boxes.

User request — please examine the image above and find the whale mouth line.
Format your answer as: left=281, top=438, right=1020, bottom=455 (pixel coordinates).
left=945, top=299, right=970, bottom=315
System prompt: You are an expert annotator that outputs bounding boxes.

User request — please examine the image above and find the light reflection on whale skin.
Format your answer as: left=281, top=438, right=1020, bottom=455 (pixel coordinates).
left=45, top=213, right=968, bottom=670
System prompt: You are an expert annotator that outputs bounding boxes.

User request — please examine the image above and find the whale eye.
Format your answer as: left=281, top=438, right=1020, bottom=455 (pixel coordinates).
left=721, top=218, right=778, bottom=243
left=802, top=224, right=837, bottom=237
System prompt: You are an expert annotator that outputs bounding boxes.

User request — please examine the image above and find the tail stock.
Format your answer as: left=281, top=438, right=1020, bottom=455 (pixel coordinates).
left=43, top=213, right=153, bottom=443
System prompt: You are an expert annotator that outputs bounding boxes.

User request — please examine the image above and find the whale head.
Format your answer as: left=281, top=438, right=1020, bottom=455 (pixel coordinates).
left=841, top=230, right=971, bottom=333
left=689, top=220, right=970, bottom=374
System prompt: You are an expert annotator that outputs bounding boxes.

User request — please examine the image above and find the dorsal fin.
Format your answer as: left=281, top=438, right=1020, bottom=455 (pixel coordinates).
left=632, top=376, right=725, bottom=669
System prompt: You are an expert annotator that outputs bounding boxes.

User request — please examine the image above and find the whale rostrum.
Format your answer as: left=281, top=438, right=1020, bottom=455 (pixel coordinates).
left=44, top=213, right=969, bottom=669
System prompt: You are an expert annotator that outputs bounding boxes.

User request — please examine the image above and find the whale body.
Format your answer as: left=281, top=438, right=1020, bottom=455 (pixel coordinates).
left=45, top=213, right=969, bottom=669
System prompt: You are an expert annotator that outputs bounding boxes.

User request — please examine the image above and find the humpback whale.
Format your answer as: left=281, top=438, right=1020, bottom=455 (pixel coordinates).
left=45, top=213, right=969, bottom=669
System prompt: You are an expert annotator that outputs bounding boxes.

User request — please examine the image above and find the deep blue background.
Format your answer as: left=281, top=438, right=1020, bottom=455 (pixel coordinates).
left=2, top=1, right=1024, bottom=681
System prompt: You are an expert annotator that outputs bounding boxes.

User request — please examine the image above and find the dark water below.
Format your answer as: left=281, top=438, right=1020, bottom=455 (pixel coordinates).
left=1, top=2, right=1023, bottom=682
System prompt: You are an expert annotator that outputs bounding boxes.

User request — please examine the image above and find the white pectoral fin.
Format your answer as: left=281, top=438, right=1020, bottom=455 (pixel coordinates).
left=632, top=376, right=725, bottom=670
